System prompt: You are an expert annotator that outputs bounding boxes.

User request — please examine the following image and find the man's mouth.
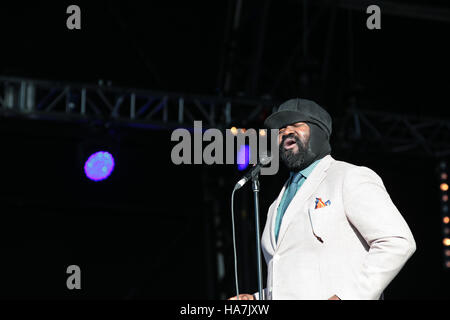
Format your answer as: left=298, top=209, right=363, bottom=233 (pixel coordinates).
left=283, top=137, right=297, bottom=150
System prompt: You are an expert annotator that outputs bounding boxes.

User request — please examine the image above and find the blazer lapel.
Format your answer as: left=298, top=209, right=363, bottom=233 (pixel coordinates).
left=275, top=155, right=334, bottom=250
left=268, top=180, right=289, bottom=251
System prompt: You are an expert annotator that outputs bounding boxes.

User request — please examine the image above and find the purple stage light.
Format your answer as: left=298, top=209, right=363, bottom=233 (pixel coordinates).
left=237, top=145, right=250, bottom=171
left=84, top=151, right=115, bottom=181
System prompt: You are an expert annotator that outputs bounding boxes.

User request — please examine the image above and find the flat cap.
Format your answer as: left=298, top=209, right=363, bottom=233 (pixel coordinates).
left=264, top=98, right=332, bottom=137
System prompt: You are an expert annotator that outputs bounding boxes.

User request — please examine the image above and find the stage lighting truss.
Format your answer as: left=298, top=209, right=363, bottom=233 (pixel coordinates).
left=0, top=76, right=275, bottom=130
left=335, top=108, right=450, bottom=158
left=1, top=76, right=450, bottom=158
left=439, top=161, right=450, bottom=269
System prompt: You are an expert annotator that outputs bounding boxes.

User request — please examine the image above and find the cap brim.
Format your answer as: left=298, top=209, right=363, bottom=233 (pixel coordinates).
left=264, top=110, right=311, bottom=129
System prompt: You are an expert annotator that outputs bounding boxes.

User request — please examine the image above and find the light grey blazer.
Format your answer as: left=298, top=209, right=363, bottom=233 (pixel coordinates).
left=255, top=155, right=416, bottom=300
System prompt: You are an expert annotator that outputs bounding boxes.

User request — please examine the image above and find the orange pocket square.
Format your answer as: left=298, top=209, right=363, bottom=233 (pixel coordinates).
left=314, top=197, right=331, bottom=209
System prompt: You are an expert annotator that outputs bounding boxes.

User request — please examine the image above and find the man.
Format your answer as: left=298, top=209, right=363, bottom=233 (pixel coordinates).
left=230, top=98, right=416, bottom=300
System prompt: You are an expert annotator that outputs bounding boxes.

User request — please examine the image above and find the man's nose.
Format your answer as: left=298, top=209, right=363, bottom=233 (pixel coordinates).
left=279, top=129, right=294, bottom=142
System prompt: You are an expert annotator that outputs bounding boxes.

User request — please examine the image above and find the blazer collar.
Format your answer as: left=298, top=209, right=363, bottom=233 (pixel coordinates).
left=272, top=155, right=334, bottom=250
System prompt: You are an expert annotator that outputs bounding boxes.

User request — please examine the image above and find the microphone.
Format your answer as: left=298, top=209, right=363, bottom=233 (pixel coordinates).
left=233, top=154, right=272, bottom=191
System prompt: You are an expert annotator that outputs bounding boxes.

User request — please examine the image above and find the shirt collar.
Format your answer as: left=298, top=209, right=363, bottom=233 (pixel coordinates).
left=290, top=158, right=322, bottom=181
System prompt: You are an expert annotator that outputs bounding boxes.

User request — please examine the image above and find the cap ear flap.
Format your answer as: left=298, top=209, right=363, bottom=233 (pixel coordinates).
left=308, top=123, right=332, bottom=157
left=303, top=120, right=330, bottom=140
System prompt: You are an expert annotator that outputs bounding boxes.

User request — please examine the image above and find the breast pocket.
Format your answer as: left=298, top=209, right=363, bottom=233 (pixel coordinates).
left=308, top=206, right=335, bottom=243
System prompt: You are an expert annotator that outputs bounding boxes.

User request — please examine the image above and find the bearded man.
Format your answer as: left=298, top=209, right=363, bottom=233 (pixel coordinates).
left=230, top=98, right=416, bottom=300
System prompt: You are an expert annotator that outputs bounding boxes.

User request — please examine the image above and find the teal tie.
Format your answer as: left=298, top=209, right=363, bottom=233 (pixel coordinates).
left=274, top=173, right=304, bottom=242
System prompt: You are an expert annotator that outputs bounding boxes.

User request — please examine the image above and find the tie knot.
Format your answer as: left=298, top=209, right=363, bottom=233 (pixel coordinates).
left=291, top=172, right=303, bottom=185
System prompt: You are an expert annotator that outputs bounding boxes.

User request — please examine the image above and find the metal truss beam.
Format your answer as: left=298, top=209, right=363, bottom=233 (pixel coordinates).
left=336, top=108, right=450, bottom=158
left=0, top=76, right=276, bottom=130
left=2, top=76, right=450, bottom=158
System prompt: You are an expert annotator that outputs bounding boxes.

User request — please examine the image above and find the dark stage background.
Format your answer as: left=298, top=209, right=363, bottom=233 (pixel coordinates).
left=0, top=1, right=449, bottom=299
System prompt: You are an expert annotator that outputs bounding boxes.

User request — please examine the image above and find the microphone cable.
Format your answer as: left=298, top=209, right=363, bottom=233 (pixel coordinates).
left=230, top=187, right=240, bottom=300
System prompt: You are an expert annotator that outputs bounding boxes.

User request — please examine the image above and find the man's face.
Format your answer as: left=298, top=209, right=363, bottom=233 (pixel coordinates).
left=278, top=122, right=310, bottom=153
left=278, top=122, right=310, bottom=171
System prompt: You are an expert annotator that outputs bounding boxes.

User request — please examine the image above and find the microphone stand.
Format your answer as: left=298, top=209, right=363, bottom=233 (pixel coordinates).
left=251, top=172, right=265, bottom=300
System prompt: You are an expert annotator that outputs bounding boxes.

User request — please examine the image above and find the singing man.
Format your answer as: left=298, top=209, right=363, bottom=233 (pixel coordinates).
left=230, top=98, right=416, bottom=300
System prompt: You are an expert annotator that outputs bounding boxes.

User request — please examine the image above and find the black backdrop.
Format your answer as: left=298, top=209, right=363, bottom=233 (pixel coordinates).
left=0, top=1, right=449, bottom=299
left=0, top=117, right=448, bottom=299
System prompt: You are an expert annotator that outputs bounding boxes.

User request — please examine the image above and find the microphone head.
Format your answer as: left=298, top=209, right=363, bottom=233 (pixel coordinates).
left=260, top=153, right=272, bottom=166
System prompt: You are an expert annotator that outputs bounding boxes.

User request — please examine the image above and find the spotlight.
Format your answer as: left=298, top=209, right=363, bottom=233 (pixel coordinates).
left=230, top=127, right=238, bottom=136
left=259, top=129, right=267, bottom=137
left=439, top=161, right=449, bottom=268
left=443, top=238, right=450, bottom=247
left=237, top=145, right=250, bottom=171
left=84, top=151, right=115, bottom=181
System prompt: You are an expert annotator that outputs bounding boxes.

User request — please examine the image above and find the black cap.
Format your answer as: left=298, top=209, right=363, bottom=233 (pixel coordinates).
left=264, top=98, right=332, bottom=138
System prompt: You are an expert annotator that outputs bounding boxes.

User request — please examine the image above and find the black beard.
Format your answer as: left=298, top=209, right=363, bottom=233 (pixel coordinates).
left=279, top=133, right=309, bottom=172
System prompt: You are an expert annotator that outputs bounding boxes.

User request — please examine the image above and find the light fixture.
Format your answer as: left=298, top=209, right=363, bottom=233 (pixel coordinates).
left=237, top=145, right=250, bottom=171
left=443, top=238, right=450, bottom=247
left=84, top=151, right=115, bottom=181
